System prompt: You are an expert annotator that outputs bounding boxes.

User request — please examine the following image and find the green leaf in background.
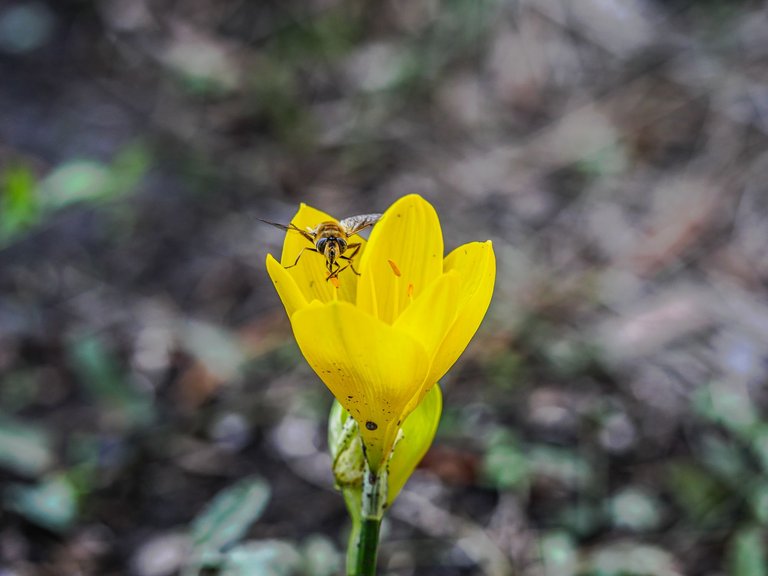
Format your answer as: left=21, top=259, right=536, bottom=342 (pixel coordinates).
left=269, top=6, right=361, bottom=63
left=529, top=445, right=592, bottom=489
left=608, top=488, right=663, bottom=532
left=542, top=337, right=599, bottom=378
left=693, top=382, right=758, bottom=440
left=219, top=540, right=302, bottom=576
left=69, top=336, right=156, bottom=430
left=38, top=160, right=113, bottom=209
left=0, top=415, right=54, bottom=476
left=4, top=473, right=78, bottom=532
left=698, top=433, right=751, bottom=489
left=0, top=144, right=149, bottom=248
left=539, top=532, right=578, bottom=576
left=728, top=526, right=767, bottom=576
left=576, top=143, right=627, bottom=177
left=178, top=319, right=248, bottom=382
left=484, top=350, right=525, bottom=390
left=190, top=476, right=271, bottom=556
left=748, top=483, right=768, bottom=525
left=558, top=503, right=604, bottom=539
left=301, top=534, right=342, bottom=576
left=665, top=461, right=734, bottom=526
left=37, top=143, right=148, bottom=211
left=748, top=425, right=768, bottom=476
left=584, top=542, right=683, bottom=576
left=482, top=429, right=529, bottom=491
left=0, top=162, right=39, bottom=244
left=109, top=142, right=150, bottom=197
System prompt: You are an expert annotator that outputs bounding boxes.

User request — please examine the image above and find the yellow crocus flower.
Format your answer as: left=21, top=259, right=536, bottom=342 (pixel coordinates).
left=265, top=194, right=495, bottom=472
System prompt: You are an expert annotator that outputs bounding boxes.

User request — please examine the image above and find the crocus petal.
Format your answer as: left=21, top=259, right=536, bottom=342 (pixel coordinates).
left=427, top=241, right=496, bottom=384
left=266, top=254, right=308, bottom=318
left=357, top=195, right=443, bottom=324
left=393, top=271, right=459, bottom=416
left=394, top=271, right=460, bottom=357
left=291, top=300, right=429, bottom=470
left=281, top=203, right=363, bottom=304
left=387, top=384, right=442, bottom=504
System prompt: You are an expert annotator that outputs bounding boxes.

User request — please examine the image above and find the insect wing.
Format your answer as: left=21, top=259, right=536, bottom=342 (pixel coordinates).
left=257, top=218, right=315, bottom=243
left=338, top=213, right=382, bottom=236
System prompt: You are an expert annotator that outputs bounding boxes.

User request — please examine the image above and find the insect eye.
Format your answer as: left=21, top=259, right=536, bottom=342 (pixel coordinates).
left=337, top=238, right=347, bottom=251
left=316, top=238, right=328, bottom=252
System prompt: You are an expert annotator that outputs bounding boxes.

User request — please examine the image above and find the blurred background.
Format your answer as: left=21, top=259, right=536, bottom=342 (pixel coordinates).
left=1, top=0, right=768, bottom=574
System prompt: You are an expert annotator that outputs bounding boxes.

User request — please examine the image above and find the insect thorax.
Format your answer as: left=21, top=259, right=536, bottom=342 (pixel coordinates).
left=311, top=221, right=345, bottom=237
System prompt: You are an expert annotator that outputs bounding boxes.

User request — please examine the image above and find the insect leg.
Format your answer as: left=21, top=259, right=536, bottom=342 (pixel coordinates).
left=285, top=246, right=319, bottom=269
left=326, top=259, right=342, bottom=281
left=332, top=262, right=354, bottom=278
left=345, top=242, right=362, bottom=259
left=339, top=242, right=362, bottom=276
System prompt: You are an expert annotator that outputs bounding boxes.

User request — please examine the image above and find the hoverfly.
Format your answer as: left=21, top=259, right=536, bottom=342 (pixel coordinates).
left=259, top=213, right=381, bottom=280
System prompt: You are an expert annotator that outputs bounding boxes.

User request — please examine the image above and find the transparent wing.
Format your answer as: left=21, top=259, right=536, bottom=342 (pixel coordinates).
left=257, top=218, right=315, bottom=243
left=338, top=213, right=382, bottom=236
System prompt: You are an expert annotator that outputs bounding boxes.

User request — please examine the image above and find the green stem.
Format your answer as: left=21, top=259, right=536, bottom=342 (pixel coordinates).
left=354, top=518, right=381, bottom=576
left=344, top=488, right=363, bottom=575
left=345, top=462, right=388, bottom=575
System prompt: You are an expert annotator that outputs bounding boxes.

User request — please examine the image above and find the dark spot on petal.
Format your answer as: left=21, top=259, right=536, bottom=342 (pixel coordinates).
left=365, top=421, right=378, bottom=431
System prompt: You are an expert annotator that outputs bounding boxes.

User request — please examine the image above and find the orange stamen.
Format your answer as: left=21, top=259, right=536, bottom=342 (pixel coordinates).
left=387, top=259, right=402, bottom=277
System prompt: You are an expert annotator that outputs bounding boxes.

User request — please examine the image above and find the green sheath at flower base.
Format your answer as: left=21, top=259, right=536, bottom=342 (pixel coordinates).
left=328, top=384, right=442, bottom=506
left=266, top=194, right=495, bottom=473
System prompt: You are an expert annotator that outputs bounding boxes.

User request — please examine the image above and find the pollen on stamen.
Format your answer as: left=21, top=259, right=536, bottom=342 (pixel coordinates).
left=387, top=259, right=402, bottom=277
left=330, top=276, right=340, bottom=289
left=407, top=283, right=414, bottom=299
